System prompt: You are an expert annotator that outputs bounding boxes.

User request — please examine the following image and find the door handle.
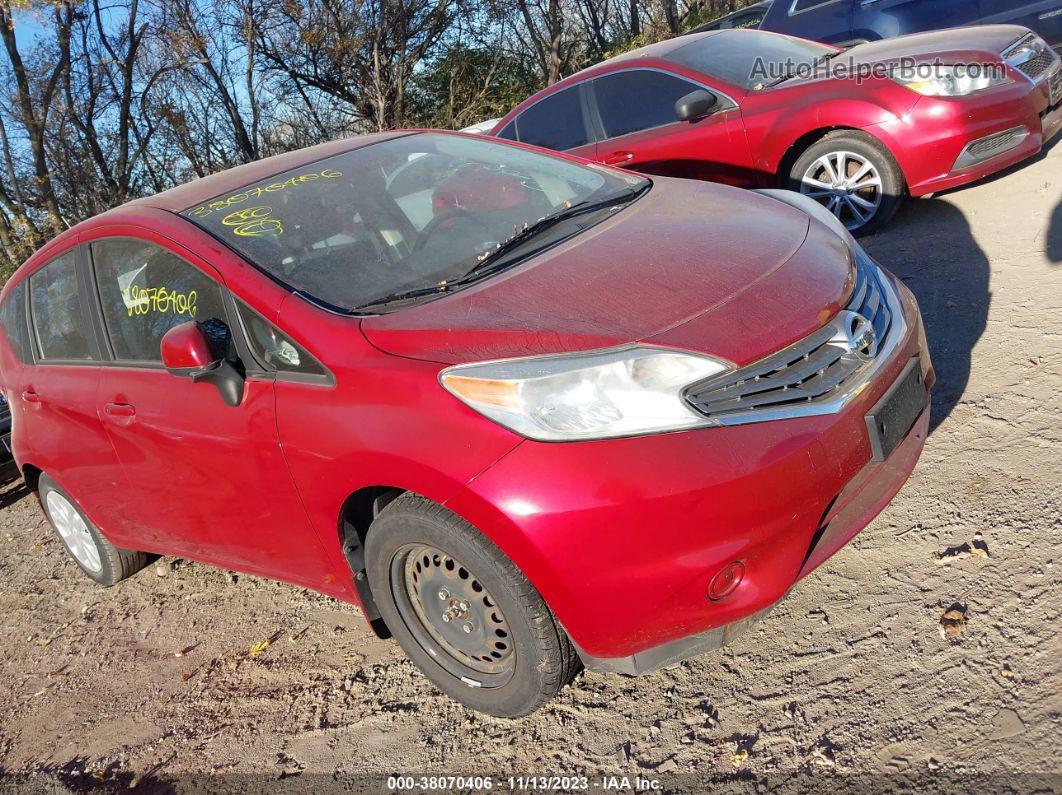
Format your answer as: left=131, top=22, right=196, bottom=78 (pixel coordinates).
left=601, top=150, right=634, bottom=165
left=21, top=390, right=40, bottom=403
left=104, top=402, right=136, bottom=417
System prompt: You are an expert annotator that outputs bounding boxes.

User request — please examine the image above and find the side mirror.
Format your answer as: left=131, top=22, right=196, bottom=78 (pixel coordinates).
left=674, top=90, right=718, bottom=122
left=160, top=321, right=245, bottom=407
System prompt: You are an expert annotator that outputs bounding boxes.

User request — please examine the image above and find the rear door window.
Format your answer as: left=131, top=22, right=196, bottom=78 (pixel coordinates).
left=514, top=87, right=590, bottom=151
left=89, top=239, right=231, bottom=363
left=29, top=250, right=95, bottom=361
left=593, top=70, right=704, bottom=138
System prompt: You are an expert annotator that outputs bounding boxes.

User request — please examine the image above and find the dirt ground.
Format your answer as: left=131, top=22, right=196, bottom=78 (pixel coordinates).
left=1, top=139, right=1061, bottom=793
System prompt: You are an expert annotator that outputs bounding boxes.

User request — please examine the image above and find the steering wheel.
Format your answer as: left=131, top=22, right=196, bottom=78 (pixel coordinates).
left=414, top=208, right=495, bottom=253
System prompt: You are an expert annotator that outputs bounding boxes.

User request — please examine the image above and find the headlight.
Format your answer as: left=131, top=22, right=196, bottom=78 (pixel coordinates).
left=891, top=64, right=1009, bottom=97
left=440, top=347, right=729, bottom=441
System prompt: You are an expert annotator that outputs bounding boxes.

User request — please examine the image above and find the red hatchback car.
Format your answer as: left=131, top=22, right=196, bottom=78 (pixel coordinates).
left=0, top=131, right=932, bottom=716
left=492, top=26, right=1062, bottom=235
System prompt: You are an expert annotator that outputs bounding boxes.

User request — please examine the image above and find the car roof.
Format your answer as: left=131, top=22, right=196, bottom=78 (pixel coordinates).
left=572, top=30, right=725, bottom=76
left=123, top=130, right=412, bottom=213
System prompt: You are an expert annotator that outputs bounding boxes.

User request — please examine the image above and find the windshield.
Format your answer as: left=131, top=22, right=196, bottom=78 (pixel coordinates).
left=182, top=133, right=647, bottom=312
left=667, top=30, right=833, bottom=90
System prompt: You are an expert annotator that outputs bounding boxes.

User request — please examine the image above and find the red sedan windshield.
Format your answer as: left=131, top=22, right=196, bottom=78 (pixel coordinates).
left=182, top=133, right=645, bottom=311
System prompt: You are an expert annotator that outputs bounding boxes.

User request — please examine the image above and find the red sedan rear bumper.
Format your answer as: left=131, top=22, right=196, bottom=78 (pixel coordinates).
left=868, top=73, right=1062, bottom=197
left=445, top=277, right=932, bottom=669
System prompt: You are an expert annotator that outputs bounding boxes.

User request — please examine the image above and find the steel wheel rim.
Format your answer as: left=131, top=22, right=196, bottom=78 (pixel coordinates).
left=46, top=491, right=102, bottom=573
left=799, top=150, right=883, bottom=231
left=390, top=544, right=515, bottom=688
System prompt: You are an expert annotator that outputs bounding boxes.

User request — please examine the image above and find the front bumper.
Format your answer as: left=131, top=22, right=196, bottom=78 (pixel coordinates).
left=445, top=275, right=933, bottom=664
left=868, top=71, right=1062, bottom=198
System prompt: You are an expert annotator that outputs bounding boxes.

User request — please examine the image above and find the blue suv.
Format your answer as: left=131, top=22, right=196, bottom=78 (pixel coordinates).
left=757, top=1, right=1062, bottom=52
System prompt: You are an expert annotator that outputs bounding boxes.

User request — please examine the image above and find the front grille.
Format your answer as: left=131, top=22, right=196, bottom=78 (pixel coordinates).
left=684, top=254, right=898, bottom=423
left=1050, top=67, right=1062, bottom=104
left=1019, top=50, right=1056, bottom=80
left=1003, top=33, right=1060, bottom=82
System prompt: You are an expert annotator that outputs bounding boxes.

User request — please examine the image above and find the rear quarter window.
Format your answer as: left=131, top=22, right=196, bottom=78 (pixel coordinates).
left=0, top=280, right=31, bottom=363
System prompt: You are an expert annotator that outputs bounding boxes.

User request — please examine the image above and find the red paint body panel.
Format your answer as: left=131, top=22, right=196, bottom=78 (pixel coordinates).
left=362, top=178, right=814, bottom=365
left=444, top=278, right=929, bottom=658
left=0, top=130, right=932, bottom=666
left=492, top=26, right=1061, bottom=200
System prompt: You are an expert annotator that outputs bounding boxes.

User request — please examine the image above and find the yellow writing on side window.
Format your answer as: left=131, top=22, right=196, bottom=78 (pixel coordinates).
left=187, top=169, right=342, bottom=218
left=126, top=285, right=198, bottom=318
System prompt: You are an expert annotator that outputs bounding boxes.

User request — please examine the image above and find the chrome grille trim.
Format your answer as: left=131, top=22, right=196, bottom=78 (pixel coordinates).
left=684, top=253, right=907, bottom=426
left=1003, top=33, right=1061, bottom=83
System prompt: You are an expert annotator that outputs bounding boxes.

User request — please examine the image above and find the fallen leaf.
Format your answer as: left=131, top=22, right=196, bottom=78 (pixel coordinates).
left=730, top=750, right=748, bottom=767
left=941, top=607, right=967, bottom=638
left=249, top=639, right=271, bottom=656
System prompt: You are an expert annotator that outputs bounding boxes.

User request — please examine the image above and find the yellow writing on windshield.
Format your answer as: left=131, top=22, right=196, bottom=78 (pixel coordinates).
left=187, top=169, right=342, bottom=218
left=126, top=285, right=198, bottom=317
left=221, top=205, right=283, bottom=237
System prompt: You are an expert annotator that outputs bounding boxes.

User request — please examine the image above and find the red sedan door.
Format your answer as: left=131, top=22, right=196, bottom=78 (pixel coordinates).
left=86, top=232, right=335, bottom=585
left=587, top=67, right=757, bottom=186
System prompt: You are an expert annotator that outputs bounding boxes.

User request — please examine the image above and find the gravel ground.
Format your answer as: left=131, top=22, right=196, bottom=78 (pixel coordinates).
left=0, top=140, right=1060, bottom=793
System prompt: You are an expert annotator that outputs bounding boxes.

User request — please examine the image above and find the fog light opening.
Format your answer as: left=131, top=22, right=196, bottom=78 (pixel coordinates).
left=708, top=561, right=745, bottom=602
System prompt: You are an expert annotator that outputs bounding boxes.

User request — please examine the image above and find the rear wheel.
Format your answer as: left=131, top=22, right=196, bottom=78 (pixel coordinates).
left=39, top=474, right=148, bottom=586
left=365, top=494, right=580, bottom=717
left=788, top=131, right=905, bottom=236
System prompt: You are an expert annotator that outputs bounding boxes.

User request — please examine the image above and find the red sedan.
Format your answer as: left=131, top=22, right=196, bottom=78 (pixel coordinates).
left=493, top=25, right=1062, bottom=235
left=0, top=131, right=931, bottom=716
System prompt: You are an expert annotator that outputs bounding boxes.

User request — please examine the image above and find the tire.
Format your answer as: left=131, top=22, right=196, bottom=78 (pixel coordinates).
left=39, top=474, right=148, bottom=586
left=787, top=130, right=905, bottom=237
left=365, top=493, right=580, bottom=717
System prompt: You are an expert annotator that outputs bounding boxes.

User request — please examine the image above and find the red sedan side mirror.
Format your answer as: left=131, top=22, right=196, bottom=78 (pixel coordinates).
left=160, top=321, right=245, bottom=407
left=160, top=321, right=214, bottom=370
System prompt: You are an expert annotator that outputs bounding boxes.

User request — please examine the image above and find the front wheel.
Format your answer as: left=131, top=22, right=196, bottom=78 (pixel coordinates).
left=365, top=494, right=580, bottom=717
left=788, top=131, right=905, bottom=236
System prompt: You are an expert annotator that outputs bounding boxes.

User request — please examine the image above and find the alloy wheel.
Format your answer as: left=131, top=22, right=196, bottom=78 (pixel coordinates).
left=46, top=490, right=102, bottom=573
left=390, top=544, right=515, bottom=687
left=799, top=150, right=883, bottom=231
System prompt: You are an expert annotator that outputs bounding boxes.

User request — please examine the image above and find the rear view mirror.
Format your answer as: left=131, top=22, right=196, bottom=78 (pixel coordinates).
left=161, top=321, right=245, bottom=407
left=674, top=90, right=718, bottom=122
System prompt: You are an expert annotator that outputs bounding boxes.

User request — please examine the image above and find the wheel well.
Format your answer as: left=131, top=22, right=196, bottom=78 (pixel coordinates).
left=338, top=486, right=404, bottom=638
left=776, top=126, right=861, bottom=185
left=21, top=464, right=41, bottom=493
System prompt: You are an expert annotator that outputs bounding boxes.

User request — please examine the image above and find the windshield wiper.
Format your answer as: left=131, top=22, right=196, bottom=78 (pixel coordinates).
left=350, top=283, right=451, bottom=313
left=350, top=185, right=646, bottom=313
left=767, top=50, right=842, bottom=88
left=450, top=187, right=645, bottom=286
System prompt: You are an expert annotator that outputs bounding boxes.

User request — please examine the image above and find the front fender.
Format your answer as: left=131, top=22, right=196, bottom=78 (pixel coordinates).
left=750, top=88, right=919, bottom=178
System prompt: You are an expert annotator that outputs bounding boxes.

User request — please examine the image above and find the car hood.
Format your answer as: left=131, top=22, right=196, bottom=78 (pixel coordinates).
left=845, top=24, right=1026, bottom=65
left=361, top=178, right=855, bottom=368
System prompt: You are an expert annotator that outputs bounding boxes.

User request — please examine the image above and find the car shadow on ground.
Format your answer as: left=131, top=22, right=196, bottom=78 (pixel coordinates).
left=861, top=198, right=989, bottom=435
left=1048, top=198, right=1061, bottom=264
left=0, top=477, right=29, bottom=509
